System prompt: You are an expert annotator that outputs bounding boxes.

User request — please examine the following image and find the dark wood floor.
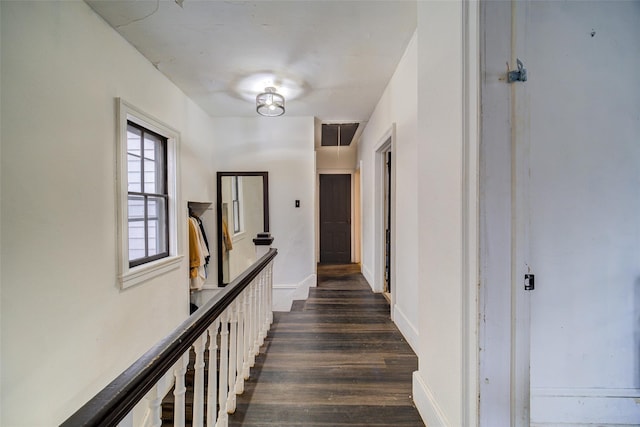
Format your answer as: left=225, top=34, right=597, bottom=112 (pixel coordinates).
left=228, top=263, right=424, bottom=426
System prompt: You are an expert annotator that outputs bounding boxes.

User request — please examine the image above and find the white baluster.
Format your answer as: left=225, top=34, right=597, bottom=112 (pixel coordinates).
left=173, top=352, right=190, bottom=427
left=146, top=384, right=162, bottom=427
left=255, top=274, right=262, bottom=346
left=251, top=284, right=260, bottom=366
left=243, top=288, right=252, bottom=379
left=257, top=274, right=263, bottom=344
left=260, top=270, right=268, bottom=344
left=218, top=310, right=229, bottom=427
left=249, top=282, right=258, bottom=368
left=193, top=332, right=207, bottom=427
left=227, top=302, right=237, bottom=413
left=254, top=279, right=260, bottom=356
left=206, top=320, right=220, bottom=427
left=235, top=294, right=245, bottom=394
left=267, top=262, right=274, bottom=324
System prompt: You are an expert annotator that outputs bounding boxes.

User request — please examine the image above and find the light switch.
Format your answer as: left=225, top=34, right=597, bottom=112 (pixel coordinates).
left=295, top=200, right=300, bottom=208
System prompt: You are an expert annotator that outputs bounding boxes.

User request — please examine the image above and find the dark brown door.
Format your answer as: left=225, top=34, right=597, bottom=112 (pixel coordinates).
left=320, top=174, right=351, bottom=263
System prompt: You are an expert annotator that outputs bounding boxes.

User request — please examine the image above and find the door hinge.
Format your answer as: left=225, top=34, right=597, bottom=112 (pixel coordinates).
left=508, top=58, right=527, bottom=83
left=524, top=274, right=535, bottom=291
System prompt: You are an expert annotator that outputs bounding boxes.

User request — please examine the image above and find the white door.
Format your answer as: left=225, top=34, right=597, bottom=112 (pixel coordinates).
left=480, top=1, right=640, bottom=425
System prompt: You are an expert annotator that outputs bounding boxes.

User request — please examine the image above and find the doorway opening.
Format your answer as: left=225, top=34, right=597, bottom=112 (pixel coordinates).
left=383, top=150, right=392, bottom=297
left=374, top=128, right=394, bottom=309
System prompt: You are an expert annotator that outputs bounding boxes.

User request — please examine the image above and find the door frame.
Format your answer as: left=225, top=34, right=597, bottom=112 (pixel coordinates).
left=354, top=162, right=362, bottom=265
left=316, top=169, right=355, bottom=264
left=374, top=125, right=396, bottom=315
left=479, top=1, right=530, bottom=425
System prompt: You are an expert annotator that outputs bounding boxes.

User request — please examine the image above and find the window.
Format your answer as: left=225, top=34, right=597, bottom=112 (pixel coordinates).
left=117, top=99, right=182, bottom=289
left=126, top=122, right=169, bottom=267
left=231, top=176, right=242, bottom=234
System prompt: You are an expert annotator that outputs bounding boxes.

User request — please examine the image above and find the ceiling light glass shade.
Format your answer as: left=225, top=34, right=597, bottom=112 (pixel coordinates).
left=256, top=87, right=285, bottom=117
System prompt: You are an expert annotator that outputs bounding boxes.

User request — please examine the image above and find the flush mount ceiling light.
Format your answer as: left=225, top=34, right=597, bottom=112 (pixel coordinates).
left=256, top=87, right=285, bottom=117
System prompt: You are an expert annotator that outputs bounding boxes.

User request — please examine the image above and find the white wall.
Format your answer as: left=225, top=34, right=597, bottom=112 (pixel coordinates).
left=412, top=1, right=479, bottom=426
left=357, top=33, right=419, bottom=350
left=211, top=117, right=316, bottom=307
left=525, top=2, right=639, bottom=424
left=0, top=2, right=216, bottom=425
left=316, top=147, right=357, bottom=171
left=0, top=3, right=3, bottom=423
left=481, top=2, right=640, bottom=425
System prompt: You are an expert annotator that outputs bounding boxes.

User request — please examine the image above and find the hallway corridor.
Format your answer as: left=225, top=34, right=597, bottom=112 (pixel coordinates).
left=228, top=264, right=424, bottom=426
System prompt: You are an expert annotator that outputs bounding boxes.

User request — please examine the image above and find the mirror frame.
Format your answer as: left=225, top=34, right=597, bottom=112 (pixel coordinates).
left=216, top=171, right=269, bottom=286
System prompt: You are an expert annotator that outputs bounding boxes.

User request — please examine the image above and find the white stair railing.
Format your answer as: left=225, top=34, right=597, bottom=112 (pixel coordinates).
left=61, top=249, right=277, bottom=427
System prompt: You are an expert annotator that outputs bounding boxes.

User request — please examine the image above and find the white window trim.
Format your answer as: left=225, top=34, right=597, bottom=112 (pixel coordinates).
left=232, top=231, right=247, bottom=243
left=116, top=99, right=183, bottom=289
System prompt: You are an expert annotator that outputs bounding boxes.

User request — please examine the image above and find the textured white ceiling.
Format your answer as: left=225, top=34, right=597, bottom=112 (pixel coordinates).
left=87, top=0, right=417, bottom=122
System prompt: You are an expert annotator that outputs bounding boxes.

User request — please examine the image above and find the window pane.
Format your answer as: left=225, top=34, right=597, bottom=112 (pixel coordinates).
left=147, top=196, right=167, bottom=256
left=144, top=159, right=156, bottom=193
left=155, top=139, right=166, bottom=194
left=128, top=195, right=145, bottom=219
left=143, top=134, right=156, bottom=193
left=125, top=120, right=169, bottom=268
left=143, top=133, right=166, bottom=194
left=127, top=125, right=142, bottom=154
left=128, top=195, right=146, bottom=261
left=231, top=176, right=238, bottom=200
left=233, top=200, right=240, bottom=233
left=127, top=125, right=142, bottom=192
left=143, top=134, right=157, bottom=160
left=127, top=154, right=141, bottom=192
left=232, top=176, right=241, bottom=233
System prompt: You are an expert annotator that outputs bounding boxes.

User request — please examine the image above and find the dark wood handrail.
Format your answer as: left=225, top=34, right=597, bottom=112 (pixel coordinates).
left=61, top=248, right=277, bottom=427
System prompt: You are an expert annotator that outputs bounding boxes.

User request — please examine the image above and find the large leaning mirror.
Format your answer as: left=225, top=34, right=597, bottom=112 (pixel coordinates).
left=217, top=172, right=269, bottom=286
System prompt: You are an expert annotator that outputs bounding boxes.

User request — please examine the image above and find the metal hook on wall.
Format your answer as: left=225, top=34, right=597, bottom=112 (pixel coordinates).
left=508, top=58, right=528, bottom=83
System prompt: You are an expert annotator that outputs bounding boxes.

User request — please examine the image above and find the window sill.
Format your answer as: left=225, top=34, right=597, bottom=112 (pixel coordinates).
left=119, top=255, right=184, bottom=289
left=233, top=231, right=247, bottom=243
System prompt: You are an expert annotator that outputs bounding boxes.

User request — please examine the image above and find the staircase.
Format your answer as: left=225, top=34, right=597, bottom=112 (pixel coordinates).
left=157, top=263, right=423, bottom=426
left=226, top=263, right=424, bottom=426
left=61, top=249, right=277, bottom=427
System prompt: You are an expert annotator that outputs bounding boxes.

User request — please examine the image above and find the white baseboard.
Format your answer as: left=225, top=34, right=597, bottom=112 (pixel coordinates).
left=272, top=273, right=317, bottom=312
left=272, top=284, right=297, bottom=311
left=362, top=264, right=374, bottom=289
left=393, top=304, right=419, bottom=353
left=292, top=273, right=317, bottom=299
left=531, top=387, right=640, bottom=426
left=412, top=371, right=449, bottom=427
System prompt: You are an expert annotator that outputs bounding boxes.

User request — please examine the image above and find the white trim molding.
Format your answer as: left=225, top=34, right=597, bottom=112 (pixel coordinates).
left=272, top=274, right=317, bottom=312
left=120, top=255, right=183, bottom=289
left=116, top=98, right=182, bottom=289
left=413, top=371, right=450, bottom=427
left=393, top=303, right=419, bottom=353
left=362, top=264, right=374, bottom=288
left=530, top=388, right=640, bottom=426
left=373, top=124, right=396, bottom=298
left=461, top=0, right=480, bottom=425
